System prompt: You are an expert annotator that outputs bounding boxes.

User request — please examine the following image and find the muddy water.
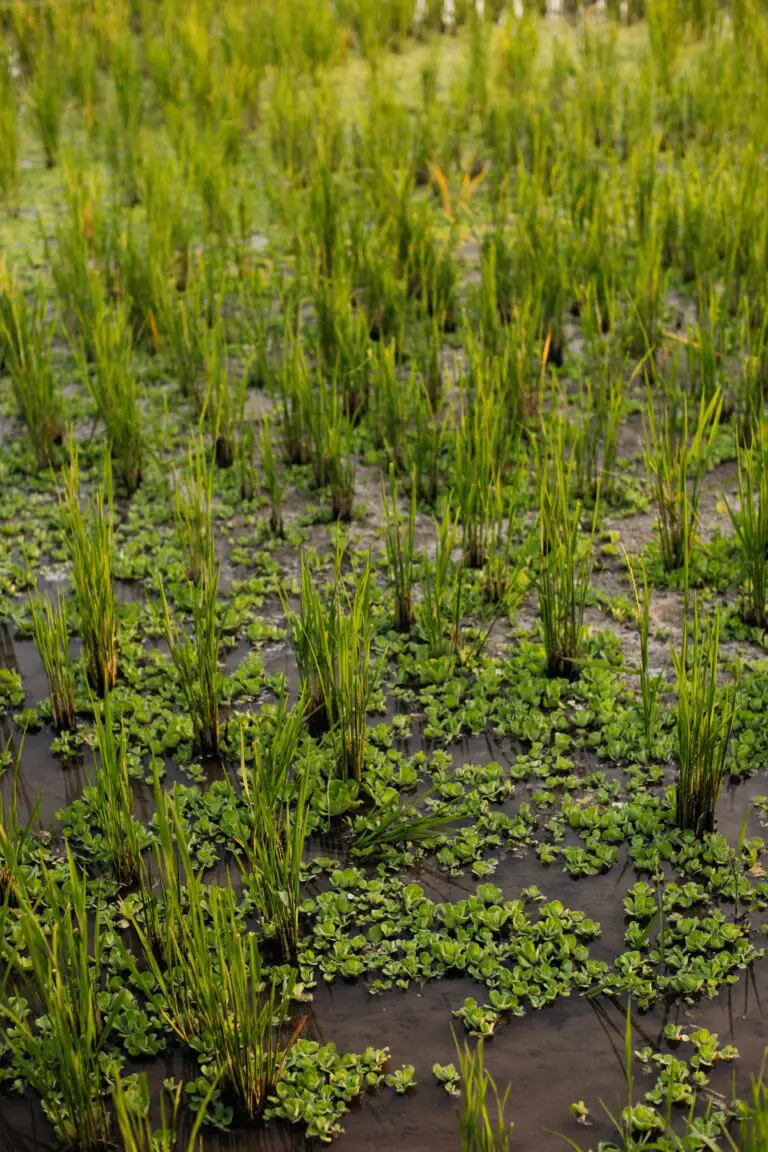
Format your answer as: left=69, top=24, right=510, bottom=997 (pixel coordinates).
left=2, top=621, right=768, bottom=1150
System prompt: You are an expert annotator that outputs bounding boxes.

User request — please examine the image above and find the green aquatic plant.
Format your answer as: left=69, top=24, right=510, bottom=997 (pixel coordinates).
left=28, top=579, right=76, bottom=731
left=0, top=276, right=62, bottom=467
left=234, top=704, right=310, bottom=961
left=625, top=554, right=664, bottom=755
left=726, top=420, right=768, bottom=628
left=61, top=443, right=118, bottom=696
left=284, top=550, right=338, bottom=729
left=156, top=560, right=223, bottom=758
left=382, top=464, right=417, bottom=632
left=644, top=386, right=722, bottom=573
left=79, top=301, right=143, bottom=494
left=0, top=738, right=39, bottom=905
left=329, top=555, right=375, bottom=782
left=259, top=412, right=285, bottom=536
left=172, top=435, right=215, bottom=583
left=90, top=690, right=144, bottom=886
left=455, top=1033, right=513, bottom=1151
left=0, top=51, right=18, bottom=206
left=673, top=601, right=736, bottom=836
left=0, top=852, right=122, bottom=1149
left=129, top=791, right=301, bottom=1117
left=537, top=445, right=595, bottom=680
left=111, top=1073, right=213, bottom=1152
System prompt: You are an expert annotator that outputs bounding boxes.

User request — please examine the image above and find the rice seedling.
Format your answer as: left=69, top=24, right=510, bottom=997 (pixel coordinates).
left=328, top=557, right=376, bottom=783
left=90, top=690, right=144, bottom=886
left=647, top=0, right=684, bottom=88
left=625, top=554, right=664, bottom=755
left=406, top=379, right=446, bottom=507
left=644, top=385, right=722, bottom=572
left=419, top=501, right=461, bottom=661
left=235, top=379, right=258, bottom=502
left=673, top=600, right=736, bottom=836
left=27, top=30, right=64, bottom=168
left=455, top=1033, right=513, bottom=1152
left=129, top=790, right=301, bottom=1116
left=537, top=436, right=596, bottom=680
left=686, top=283, right=726, bottom=404
left=737, top=303, right=768, bottom=441
left=28, top=578, right=76, bottom=731
left=61, top=443, right=118, bottom=696
left=153, top=271, right=206, bottom=409
left=327, top=412, right=357, bottom=522
left=156, top=560, right=223, bottom=758
left=0, top=738, right=39, bottom=906
left=369, top=340, right=408, bottom=470
left=351, top=787, right=460, bottom=859
left=173, top=436, right=215, bottom=583
left=0, top=851, right=122, bottom=1149
left=201, top=317, right=235, bottom=469
left=259, top=413, right=285, bottom=536
left=0, top=48, right=19, bottom=208
left=0, top=276, right=62, bottom=468
left=278, top=330, right=313, bottom=467
left=725, top=420, right=768, bottom=627
left=454, top=369, right=507, bottom=568
left=233, top=702, right=310, bottom=960
left=382, top=464, right=417, bottom=632
left=728, top=1065, right=768, bottom=1152
left=111, top=1072, right=213, bottom=1152
left=625, top=218, right=669, bottom=360
left=48, top=166, right=108, bottom=357
left=284, top=551, right=337, bottom=729
left=78, top=302, right=143, bottom=494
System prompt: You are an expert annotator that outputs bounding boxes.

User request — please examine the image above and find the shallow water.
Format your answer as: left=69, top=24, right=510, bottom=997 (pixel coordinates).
left=2, top=616, right=767, bottom=1149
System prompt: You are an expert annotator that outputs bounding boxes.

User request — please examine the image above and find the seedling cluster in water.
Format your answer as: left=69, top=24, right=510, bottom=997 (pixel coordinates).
left=3, top=0, right=768, bottom=1149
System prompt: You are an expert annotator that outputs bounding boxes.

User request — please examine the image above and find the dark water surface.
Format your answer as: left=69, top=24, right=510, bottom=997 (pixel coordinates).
left=1, top=623, right=767, bottom=1150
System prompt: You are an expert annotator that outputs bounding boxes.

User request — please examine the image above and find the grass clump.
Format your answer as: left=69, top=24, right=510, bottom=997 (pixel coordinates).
left=157, top=560, right=223, bottom=758
left=90, top=690, right=144, bottom=886
left=61, top=444, right=118, bottom=696
left=233, top=699, right=309, bottom=961
left=382, top=464, right=416, bottom=632
left=726, top=420, right=768, bottom=627
left=0, top=276, right=62, bottom=467
left=78, top=303, right=143, bottom=494
left=455, top=1034, right=513, bottom=1152
left=673, top=601, right=736, bottom=836
left=28, top=578, right=76, bottom=731
left=130, top=787, right=302, bottom=1117
left=112, top=1073, right=212, bottom=1152
left=0, top=854, right=121, bottom=1149
left=537, top=449, right=595, bottom=680
left=644, top=387, right=721, bottom=573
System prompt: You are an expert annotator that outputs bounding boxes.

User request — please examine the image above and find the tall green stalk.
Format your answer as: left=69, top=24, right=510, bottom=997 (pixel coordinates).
left=644, top=387, right=721, bottom=572
left=673, top=601, right=736, bottom=836
left=28, top=579, right=76, bottom=731
left=0, top=852, right=123, bottom=1149
left=382, top=464, right=416, bottom=632
left=80, top=303, right=143, bottom=494
left=173, top=436, right=215, bottom=583
left=156, top=560, right=223, bottom=757
left=537, top=448, right=595, bottom=680
left=0, top=276, right=62, bottom=467
left=61, top=443, right=118, bottom=696
left=128, top=789, right=300, bottom=1116
left=234, top=701, right=310, bottom=961
left=726, top=420, right=768, bottom=627
left=455, top=1033, right=513, bottom=1152
left=91, top=691, right=144, bottom=886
